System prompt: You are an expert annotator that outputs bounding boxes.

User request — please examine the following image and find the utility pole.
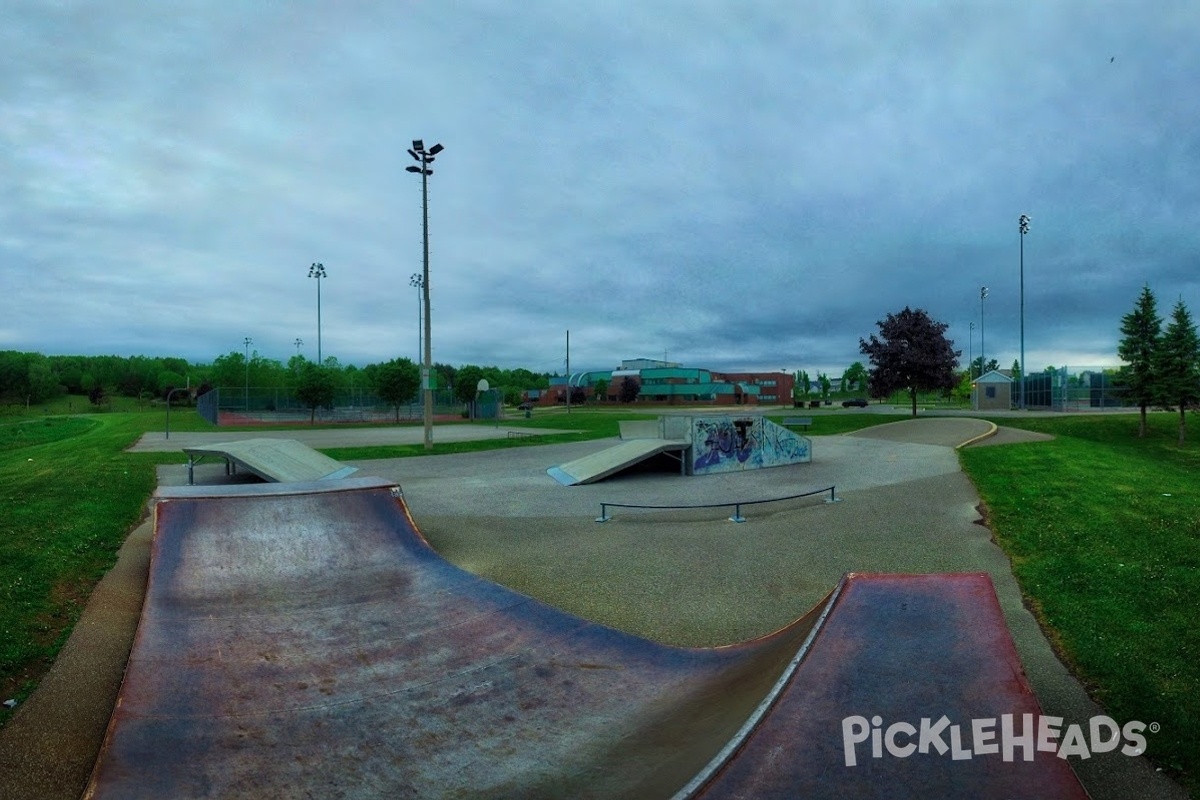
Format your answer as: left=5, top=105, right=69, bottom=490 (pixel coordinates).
left=565, top=330, right=571, bottom=414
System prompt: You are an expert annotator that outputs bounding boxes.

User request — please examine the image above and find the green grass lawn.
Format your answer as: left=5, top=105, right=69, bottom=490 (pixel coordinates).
left=962, top=412, right=1199, bottom=793
left=0, top=403, right=1195, bottom=793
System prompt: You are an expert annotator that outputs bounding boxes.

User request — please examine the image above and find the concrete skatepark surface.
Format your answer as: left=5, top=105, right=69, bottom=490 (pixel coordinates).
left=0, top=417, right=1186, bottom=799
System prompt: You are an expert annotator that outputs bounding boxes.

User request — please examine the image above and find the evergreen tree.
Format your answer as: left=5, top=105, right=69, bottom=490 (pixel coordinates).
left=1117, top=284, right=1162, bottom=437
left=1155, top=299, right=1200, bottom=445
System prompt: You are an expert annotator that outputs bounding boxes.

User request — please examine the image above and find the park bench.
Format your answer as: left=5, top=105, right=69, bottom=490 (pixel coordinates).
left=782, top=417, right=813, bottom=431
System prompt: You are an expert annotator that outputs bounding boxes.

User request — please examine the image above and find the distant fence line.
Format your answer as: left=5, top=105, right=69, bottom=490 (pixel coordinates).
left=1018, top=367, right=1129, bottom=411
left=205, top=386, right=461, bottom=425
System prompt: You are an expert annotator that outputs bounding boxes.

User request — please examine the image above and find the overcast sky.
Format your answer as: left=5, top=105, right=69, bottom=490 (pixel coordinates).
left=4, top=2, right=1198, bottom=377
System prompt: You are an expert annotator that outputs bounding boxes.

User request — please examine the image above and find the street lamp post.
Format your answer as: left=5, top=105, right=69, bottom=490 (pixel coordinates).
left=308, top=262, right=326, bottom=364
left=406, top=139, right=444, bottom=452
left=294, top=338, right=303, bottom=355
left=409, top=273, right=423, bottom=365
left=243, top=336, right=252, bottom=412
left=1019, top=214, right=1031, bottom=409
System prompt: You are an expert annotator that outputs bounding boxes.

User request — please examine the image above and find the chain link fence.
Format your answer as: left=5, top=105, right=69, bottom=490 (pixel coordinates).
left=1016, top=367, right=1129, bottom=410
left=206, top=387, right=463, bottom=424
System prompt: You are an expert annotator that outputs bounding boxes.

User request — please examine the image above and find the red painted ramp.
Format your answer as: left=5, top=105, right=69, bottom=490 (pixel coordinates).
left=84, top=478, right=1086, bottom=799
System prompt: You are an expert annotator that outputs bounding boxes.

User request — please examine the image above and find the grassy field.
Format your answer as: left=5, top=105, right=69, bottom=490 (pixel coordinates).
left=962, top=412, right=1198, bottom=793
left=0, top=402, right=1194, bottom=792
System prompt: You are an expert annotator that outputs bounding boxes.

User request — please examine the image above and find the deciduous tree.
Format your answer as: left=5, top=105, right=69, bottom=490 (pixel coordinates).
left=454, top=365, right=485, bottom=404
left=841, top=361, right=868, bottom=393
left=859, top=307, right=960, bottom=417
left=295, top=363, right=337, bottom=424
left=371, top=358, right=420, bottom=422
left=794, top=370, right=810, bottom=401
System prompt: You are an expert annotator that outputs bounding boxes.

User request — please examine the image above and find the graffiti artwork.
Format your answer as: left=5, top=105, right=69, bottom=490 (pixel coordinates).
left=691, top=416, right=810, bottom=474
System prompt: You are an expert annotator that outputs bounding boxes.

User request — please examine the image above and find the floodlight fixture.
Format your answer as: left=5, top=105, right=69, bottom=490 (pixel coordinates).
left=412, top=139, right=424, bottom=151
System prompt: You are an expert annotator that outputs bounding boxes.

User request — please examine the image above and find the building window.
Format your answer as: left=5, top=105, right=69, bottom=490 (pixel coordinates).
left=986, top=387, right=996, bottom=399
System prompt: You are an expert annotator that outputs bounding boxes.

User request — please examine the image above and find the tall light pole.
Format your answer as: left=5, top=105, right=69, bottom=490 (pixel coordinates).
left=409, top=273, right=423, bottom=365
left=1019, top=214, right=1031, bottom=409
left=406, top=139, right=444, bottom=451
left=980, top=286, right=989, bottom=376
left=308, top=262, right=326, bottom=364
left=243, top=336, right=252, bottom=411
left=969, top=321, right=975, bottom=379
left=294, top=337, right=303, bottom=355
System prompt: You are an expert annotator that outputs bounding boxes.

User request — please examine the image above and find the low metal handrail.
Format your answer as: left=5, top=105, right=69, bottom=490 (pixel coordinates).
left=596, top=485, right=840, bottom=523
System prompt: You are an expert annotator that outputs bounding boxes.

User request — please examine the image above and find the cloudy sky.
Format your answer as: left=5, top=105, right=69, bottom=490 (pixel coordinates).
left=4, top=1, right=1198, bottom=377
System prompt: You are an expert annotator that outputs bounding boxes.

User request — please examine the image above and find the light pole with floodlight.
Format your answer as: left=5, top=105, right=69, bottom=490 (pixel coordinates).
left=308, top=262, right=326, bottom=364
left=969, top=321, right=975, bottom=379
left=980, top=286, right=989, bottom=376
left=406, top=139, right=444, bottom=452
left=1019, top=214, right=1031, bottom=409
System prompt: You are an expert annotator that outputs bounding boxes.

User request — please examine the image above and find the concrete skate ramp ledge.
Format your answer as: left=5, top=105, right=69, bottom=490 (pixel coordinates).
left=86, top=481, right=1087, bottom=799
left=548, top=437, right=691, bottom=486
left=182, top=437, right=358, bottom=484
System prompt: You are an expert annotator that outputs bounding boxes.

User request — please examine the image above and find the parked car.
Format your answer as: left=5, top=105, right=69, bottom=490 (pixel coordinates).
left=842, top=398, right=869, bottom=408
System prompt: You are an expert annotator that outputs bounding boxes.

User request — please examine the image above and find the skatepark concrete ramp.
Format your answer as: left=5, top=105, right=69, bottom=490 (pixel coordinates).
left=182, top=437, right=357, bottom=484
left=548, top=414, right=813, bottom=486
left=85, top=479, right=1086, bottom=799
left=547, top=437, right=690, bottom=485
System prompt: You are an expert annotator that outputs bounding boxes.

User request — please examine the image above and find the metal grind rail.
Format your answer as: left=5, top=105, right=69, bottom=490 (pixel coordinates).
left=596, top=485, right=840, bottom=524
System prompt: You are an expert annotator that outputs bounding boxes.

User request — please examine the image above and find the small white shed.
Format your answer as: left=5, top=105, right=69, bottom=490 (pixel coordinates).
left=973, top=370, right=1012, bottom=411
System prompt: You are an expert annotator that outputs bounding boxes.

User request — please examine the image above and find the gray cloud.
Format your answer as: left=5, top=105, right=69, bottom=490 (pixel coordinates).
left=3, top=1, right=1199, bottom=377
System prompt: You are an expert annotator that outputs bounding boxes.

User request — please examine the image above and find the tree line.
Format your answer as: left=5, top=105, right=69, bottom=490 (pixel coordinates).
left=0, top=350, right=554, bottom=414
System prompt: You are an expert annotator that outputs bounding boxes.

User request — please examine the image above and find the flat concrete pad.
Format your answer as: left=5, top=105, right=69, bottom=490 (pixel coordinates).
left=846, top=417, right=996, bottom=447
left=183, top=438, right=357, bottom=482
